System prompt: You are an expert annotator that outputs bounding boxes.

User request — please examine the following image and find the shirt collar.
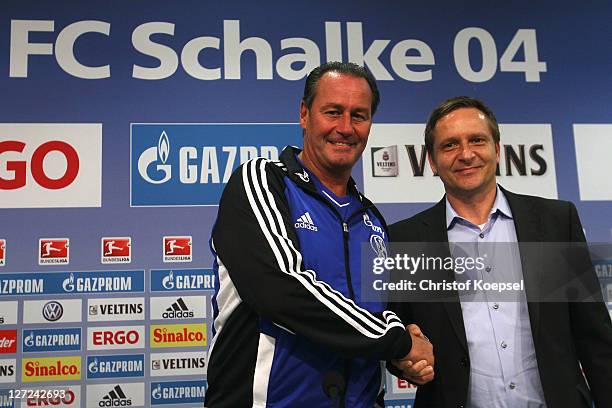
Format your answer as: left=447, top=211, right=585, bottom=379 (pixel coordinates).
left=445, top=184, right=513, bottom=229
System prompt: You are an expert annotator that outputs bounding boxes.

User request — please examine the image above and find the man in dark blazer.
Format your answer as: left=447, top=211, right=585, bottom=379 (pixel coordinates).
left=389, top=96, right=612, bottom=407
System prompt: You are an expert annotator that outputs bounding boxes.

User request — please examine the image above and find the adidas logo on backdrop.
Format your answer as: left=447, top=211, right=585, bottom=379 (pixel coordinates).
left=162, top=297, right=194, bottom=319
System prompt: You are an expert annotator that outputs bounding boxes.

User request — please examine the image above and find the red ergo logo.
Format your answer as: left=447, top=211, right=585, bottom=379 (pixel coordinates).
left=0, top=140, right=79, bottom=190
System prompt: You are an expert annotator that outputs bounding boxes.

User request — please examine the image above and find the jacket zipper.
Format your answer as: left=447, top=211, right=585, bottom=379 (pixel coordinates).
left=307, top=194, right=376, bottom=407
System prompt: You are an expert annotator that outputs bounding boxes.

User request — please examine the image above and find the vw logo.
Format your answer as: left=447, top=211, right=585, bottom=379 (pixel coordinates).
left=42, top=301, right=64, bottom=322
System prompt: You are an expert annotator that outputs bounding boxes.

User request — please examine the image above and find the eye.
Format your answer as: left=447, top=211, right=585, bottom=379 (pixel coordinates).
left=325, top=110, right=341, bottom=117
left=352, top=113, right=368, bottom=122
left=442, top=141, right=457, bottom=150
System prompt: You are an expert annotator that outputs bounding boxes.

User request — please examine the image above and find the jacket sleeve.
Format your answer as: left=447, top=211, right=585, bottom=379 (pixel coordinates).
left=566, top=202, right=612, bottom=407
left=211, top=158, right=412, bottom=360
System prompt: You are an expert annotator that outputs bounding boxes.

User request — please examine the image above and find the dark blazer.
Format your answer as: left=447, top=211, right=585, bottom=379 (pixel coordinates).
left=389, top=188, right=612, bottom=408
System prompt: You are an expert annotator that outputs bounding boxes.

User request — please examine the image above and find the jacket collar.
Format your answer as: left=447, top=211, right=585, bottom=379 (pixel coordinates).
left=279, top=146, right=365, bottom=204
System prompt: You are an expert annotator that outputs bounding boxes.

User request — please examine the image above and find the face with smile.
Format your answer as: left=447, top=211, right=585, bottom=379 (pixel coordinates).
left=299, top=71, right=373, bottom=187
left=428, top=107, right=500, bottom=200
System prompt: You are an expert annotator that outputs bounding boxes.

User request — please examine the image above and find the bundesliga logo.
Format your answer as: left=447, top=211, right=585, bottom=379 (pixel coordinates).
left=101, top=237, right=131, bottom=264
left=163, top=236, right=192, bottom=263
left=39, top=238, right=69, bottom=265
left=0, top=239, right=5, bottom=266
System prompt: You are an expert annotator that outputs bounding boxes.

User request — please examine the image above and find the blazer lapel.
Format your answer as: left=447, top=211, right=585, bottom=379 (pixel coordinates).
left=423, top=198, right=469, bottom=353
left=502, top=187, right=543, bottom=346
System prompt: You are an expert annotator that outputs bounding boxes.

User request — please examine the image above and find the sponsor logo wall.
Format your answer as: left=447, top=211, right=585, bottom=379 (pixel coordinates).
left=1, top=2, right=611, bottom=407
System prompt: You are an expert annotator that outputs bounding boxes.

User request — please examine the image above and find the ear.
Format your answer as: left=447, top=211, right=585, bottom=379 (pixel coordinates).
left=300, top=101, right=308, bottom=130
left=495, top=141, right=500, bottom=164
left=427, top=150, right=438, bottom=175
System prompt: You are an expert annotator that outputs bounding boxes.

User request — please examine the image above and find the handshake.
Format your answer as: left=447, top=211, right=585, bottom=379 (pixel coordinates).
left=392, top=324, right=435, bottom=385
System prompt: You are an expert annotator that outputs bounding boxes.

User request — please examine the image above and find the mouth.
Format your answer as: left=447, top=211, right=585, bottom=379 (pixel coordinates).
left=454, top=166, right=481, bottom=175
left=328, top=140, right=356, bottom=148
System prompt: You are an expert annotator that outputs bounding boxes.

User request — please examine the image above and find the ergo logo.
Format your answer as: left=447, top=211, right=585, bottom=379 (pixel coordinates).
left=92, top=330, right=139, bottom=346
left=0, top=140, right=79, bottom=190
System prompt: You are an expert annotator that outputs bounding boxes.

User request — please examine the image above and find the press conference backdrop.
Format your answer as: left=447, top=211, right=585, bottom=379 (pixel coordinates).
left=0, top=1, right=611, bottom=407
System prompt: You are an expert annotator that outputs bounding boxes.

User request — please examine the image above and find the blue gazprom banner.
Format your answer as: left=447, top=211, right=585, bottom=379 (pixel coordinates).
left=0, top=271, right=144, bottom=296
left=131, top=124, right=302, bottom=206
left=87, top=354, right=145, bottom=379
left=22, top=328, right=82, bottom=353
left=151, top=380, right=207, bottom=405
left=1, top=1, right=611, bottom=407
left=150, top=269, right=215, bottom=292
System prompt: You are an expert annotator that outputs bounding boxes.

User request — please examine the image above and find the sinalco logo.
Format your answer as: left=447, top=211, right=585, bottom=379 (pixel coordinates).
left=150, top=324, right=206, bottom=348
left=22, top=356, right=81, bottom=382
left=42, top=301, right=63, bottom=322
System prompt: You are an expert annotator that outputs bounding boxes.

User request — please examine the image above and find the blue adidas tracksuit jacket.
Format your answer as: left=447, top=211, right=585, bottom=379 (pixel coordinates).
left=206, top=146, right=412, bottom=407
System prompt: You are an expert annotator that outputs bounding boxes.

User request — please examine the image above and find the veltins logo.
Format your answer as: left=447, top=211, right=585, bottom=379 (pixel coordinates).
left=0, top=123, right=102, bottom=208
left=130, top=124, right=302, bottom=206
left=0, top=359, right=16, bottom=383
left=163, top=236, right=192, bottom=263
left=23, top=299, right=82, bottom=324
left=39, top=238, right=69, bottom=265
left=0, top=240, right=5, bottom=266
left=151, top=380, right=206, bottom=405
left=151, top=269, right=215, bottom=292
left=87, top=383, right=144, bottom=408
left=87, top=354, right=145, bottom=379
left=150, top=351, right=206, bottom=377
left=150, top=323, right=206, bottom=348
left=21, top=386, right=80, bottom=407
left=363, top=124, right=557, bottom=203
left=101, top=237, right=131, bottom=264
left=22, top=328, right=81, bottom=353
left=0, top=330, right=17, bottom=354
left=87, top=326, right=145, bottom=351
left=21, top=356, right=81, bottom=382
left=87, top=297, right=145, bottom=322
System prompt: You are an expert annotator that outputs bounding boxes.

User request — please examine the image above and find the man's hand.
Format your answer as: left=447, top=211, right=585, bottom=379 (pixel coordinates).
left=392, top=324, right=434, bottom=385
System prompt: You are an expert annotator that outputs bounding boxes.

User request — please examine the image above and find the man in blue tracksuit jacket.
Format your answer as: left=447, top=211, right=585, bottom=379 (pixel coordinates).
left=206, top=62, right=434, bottom=407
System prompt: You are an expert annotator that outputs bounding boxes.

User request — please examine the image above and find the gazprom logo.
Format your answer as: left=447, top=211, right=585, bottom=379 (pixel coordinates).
left=87, top=354, right=145, bottom=379
left=162, top=271, right=174, bottom=290
left=151, top=269, right=215, bottom=292
left=62, top=273, right=75, bottom=292
left=130, top=124, right=302, bottom=206
left=151, top=380, right=207, bottom=405
left=138, top=131, right=171, bottom=184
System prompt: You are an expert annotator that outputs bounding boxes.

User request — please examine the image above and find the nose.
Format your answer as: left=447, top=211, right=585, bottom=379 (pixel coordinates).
left=459, top=144, right=475, bottom=161
left=336, top=113, right=353, bottom=136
